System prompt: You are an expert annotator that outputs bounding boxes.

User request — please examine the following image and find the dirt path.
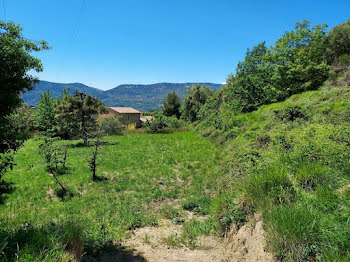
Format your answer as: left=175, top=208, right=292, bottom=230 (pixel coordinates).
left=114, top=214, right=274, bottom=262
left=84, top=210, right=275, bottom=262
left=122, top=219, right=230, bottom=262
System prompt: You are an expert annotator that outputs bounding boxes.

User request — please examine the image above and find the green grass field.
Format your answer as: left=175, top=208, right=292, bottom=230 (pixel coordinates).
left=2, top=85, right=350, bottom=262
left=0, top=131, right=226, bottom=261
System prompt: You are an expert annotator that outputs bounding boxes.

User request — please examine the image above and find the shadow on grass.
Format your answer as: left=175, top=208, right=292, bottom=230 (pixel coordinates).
left=0, top=181, right=15, bottom=204
left=55, top=188, right=75, bottom=201
left=69, top=141, right=119, bottom=148
left=0, top=222, right=146, bottom=262
left=93, top=175, right=109, bottom=182
left=54, top=166, right=71, bottom=176
left=147, top=129, right=175, bottom=134
left=82, top=242, right=146, bottom=262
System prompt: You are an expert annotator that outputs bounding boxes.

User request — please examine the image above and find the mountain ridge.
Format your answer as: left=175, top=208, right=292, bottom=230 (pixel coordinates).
left=22, top=80, right=222, bottom=111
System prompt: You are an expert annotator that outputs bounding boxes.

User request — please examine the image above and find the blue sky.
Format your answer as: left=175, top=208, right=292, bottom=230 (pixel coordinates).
left=3, top=0, right=350, bottom=90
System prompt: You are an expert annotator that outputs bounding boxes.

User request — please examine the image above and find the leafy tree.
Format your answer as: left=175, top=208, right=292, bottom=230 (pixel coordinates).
left=228, top=42, right=275, bottom=112
left=271, top=20, right=329, bottom=99
left=0, top=21, right=49, bottom=181
left=163, top=92, right=181, bottom=118
left=326, top=19, right=350, bottom=64
left=56, top=91, right=106, bottom=146
left=7, top=104, right=35, bottom=139
left=181, top=85, right=214, bottom=122
left=222, top=20, right=329, bottom=113
left=55, top=88, right=75, bottom=139
left=144, top=112, right=167, bottom=133
left=34, top=90, right=56, bottom=136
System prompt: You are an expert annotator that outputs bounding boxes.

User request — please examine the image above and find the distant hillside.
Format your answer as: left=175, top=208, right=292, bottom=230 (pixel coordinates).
left=22, top=81, right=222, bottom=111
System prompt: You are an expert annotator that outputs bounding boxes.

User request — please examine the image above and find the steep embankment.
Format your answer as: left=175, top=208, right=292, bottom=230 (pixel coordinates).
left=195, top=66, right=350, bottom=261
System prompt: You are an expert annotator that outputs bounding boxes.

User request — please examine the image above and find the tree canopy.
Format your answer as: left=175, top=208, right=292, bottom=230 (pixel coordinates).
left=181, top=85, right=214, bottom=122
left=0, top=21, right=49, bottom=180
left=34, top=90, right=56, bottom=136
left=56, top=91, right=106, bottom=145
left=326, top=19, right=350, bottom=63
left=163, top=91, right=181, bottom=118
left=223, top=20, right=329, bottom=113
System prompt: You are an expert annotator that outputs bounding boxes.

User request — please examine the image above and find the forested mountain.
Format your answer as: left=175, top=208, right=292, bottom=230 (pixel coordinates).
left=22, top=81, right=222, bottom=111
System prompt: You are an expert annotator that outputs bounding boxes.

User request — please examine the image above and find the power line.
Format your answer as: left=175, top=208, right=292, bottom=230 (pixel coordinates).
left=59, top=0, right=87, bottom=76
left=2, top=0, right=6, bottom=22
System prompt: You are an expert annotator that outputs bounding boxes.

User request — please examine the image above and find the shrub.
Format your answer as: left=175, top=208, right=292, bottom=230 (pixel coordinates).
left=99, top=116, right=124, bottom=136
left=39, top=138, right=68, bottom=194
left=273, top=105, right=307, bottom=122
left=144, top=113, right=166, bottom=133
left=7, top=105, right=35, bottom=139
left=165, top=116, right=184, bottom=128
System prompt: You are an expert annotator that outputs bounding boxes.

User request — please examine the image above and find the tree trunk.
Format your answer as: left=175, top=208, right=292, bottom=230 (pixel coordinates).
left=51, top=172, right=67, bottom=193
left=83, top=136, right=89, bottom=146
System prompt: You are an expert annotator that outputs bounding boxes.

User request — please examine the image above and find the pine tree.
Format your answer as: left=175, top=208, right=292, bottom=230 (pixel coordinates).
left=56, top=91, right=106, bottom=146
left=163, top=92, right=181, bottom=118
left=34, top=90, right=56, bottom=136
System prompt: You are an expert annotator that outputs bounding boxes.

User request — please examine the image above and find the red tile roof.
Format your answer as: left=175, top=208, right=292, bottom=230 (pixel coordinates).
left=109, top=107, right=141, bottom=114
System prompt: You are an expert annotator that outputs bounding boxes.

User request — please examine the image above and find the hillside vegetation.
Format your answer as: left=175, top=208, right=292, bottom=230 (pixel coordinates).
left=197, top=81, right=350, bottom=261
left=1, top=17, right=350, bottom=262
left=187, top=19, right=350, bottom=261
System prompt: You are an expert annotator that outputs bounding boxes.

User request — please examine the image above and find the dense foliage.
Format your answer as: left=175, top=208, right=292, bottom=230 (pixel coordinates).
left=326, top=19, right=350, bottom=63
left=181, top=84, right=214, bottom=122
left=163, top=91, right=181, bottom=118
left=144, top=112, right=167, bottom=133
left=188, top=19, right=350, bottom=261
left=34, top=90, right=56, bottom=136
left=195, top=21, right=330, bottom=137
left=0, top=21, right=48, bottom=181
left=98, top=116, right=124, bottom=136
left=56, top=91, right=106, bottom=145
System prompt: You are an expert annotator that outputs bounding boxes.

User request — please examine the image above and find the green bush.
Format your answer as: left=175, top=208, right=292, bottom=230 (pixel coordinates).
left=273, top=105, right=308, bottom=122
left=143, top=112, right=167, bottom=133
left=165, top=115, right=184, bottom=128
left=99, top=116, right=124, bottom=136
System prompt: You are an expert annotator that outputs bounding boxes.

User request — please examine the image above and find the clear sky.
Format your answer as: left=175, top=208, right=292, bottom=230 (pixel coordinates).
left=3, top=0, right=350, bottom=90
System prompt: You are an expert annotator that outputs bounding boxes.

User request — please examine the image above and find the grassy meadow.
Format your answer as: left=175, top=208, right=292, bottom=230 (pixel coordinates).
left=2, top=84, right=350, bottom=262
left=0, top=131, right=226, bottom=261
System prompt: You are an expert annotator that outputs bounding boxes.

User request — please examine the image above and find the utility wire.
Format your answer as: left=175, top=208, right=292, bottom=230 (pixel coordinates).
left=59, top=0, right=87, bottom=76
left=2, top=0, right=6, bottom=22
